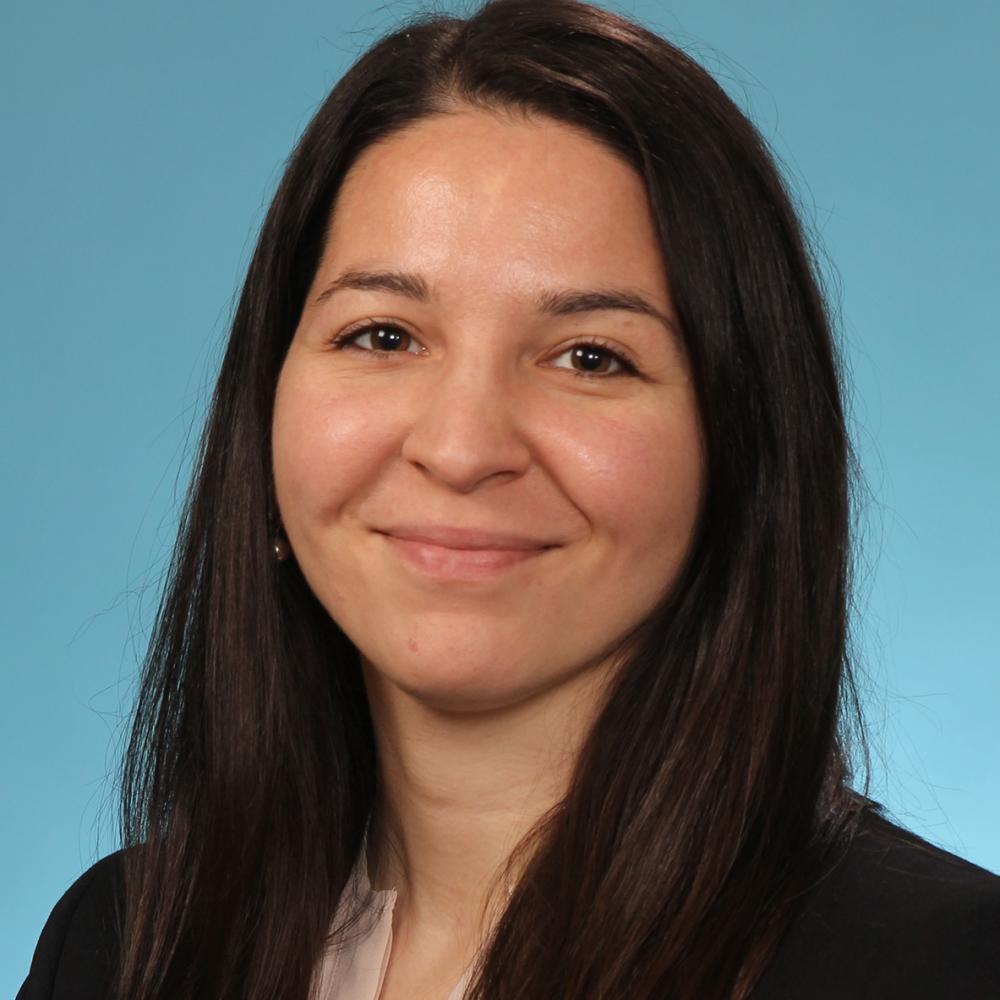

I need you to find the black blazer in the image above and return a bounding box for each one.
[16,808,1000,999]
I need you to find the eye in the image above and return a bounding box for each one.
[329,322,640,380]
[330,321,419,355]
[550,339,638,379]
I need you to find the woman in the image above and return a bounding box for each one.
[18,1,999,998]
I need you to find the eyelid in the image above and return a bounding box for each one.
[328,319,642,378]
[330,318,421,352]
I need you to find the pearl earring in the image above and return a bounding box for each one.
[272,535,291,562]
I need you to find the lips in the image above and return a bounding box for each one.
[384,535,555,584]
[376,524,557,551]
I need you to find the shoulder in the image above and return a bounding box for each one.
[753,806,1000,999]
[17,848,130,1000]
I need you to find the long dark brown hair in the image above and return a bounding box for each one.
[114,1,874,997]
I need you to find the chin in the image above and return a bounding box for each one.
[359,646,557,716]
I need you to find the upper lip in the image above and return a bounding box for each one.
[378,524,558,551]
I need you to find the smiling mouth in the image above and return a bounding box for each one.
[380,532,556,581]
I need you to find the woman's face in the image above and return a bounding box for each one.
[273,107,704,713]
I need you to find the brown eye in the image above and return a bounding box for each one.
[332,322,418,354]
[330,325,639,380]
[552,340,638,379]
[571,344,618,374]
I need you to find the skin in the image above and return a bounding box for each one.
[272,105,705,996]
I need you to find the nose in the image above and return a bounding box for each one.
[399,361,532,493]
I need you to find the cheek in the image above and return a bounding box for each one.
[273,362,703,566]
[559,403,704,632]
[552,402,703,546]
[272,369,396,525]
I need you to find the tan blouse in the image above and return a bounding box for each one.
[310,824,477,1000]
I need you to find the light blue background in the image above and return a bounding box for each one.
[3,0,997,990]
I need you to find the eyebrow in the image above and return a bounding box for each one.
[312,268,677,335]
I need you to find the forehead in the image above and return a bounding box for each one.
[320,108,671,307]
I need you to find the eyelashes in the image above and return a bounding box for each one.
[327,320,641,380]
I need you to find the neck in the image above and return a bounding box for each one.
[360,657,612,950]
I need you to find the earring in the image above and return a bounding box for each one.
[272,535,291,562]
